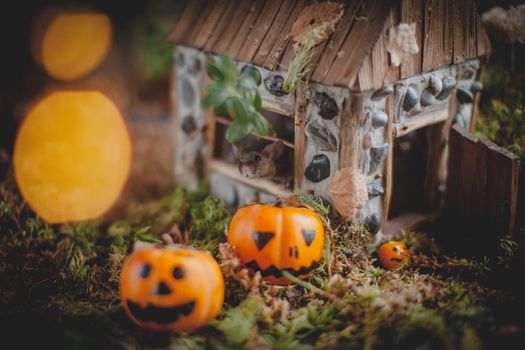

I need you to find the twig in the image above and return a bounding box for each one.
[281,271,340,302]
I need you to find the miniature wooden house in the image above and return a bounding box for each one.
[168,0,492,237]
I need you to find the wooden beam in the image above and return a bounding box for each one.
[209,159,291,197]
[393,108,449,138]
[214,116,295,149]
[384,211,440,236]
[262,99,294,117]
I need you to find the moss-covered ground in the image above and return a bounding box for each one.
[0,176,524,350]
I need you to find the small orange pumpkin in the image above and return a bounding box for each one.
[120,246,224,332]
[228,203,325,285]
[377,241,409,270]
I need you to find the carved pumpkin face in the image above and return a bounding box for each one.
[377,241,409,270]
[228,203,325,285]
[120,246,224,332]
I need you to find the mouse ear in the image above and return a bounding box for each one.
[232,144,243,158]
[262,141,284,160]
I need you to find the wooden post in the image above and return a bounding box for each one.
[293,83,307,192]
[382,95,394,229]
[339,94,364,170]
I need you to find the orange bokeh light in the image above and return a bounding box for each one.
[38,13,113,81]
[14,91,131,223]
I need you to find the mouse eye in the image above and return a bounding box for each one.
[255,155,261,161]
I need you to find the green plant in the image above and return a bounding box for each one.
[476,96,525,167]
[283,22,334,94]
[203,53,269,143]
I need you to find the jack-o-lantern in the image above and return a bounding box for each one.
[377,241,409,270]
[228,203,325,285]
[120,246,224,332]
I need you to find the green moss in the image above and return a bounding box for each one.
[1,186,523,349]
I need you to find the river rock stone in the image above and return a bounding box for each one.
[314,92,339,120]
[367,182,384,197]
[420,88,435,107]
[264,74,287,96]
[366,213,381,235]
[456,88,473,104]
[241,65,262,86]
[305,120,337,152]
[371,86,394,101]
[175,52,185,68]
[369,144,389,174]
[372,111,388,128]
[470,81,483,94]
[187,58,202,74]
[436,76,456,100]
[428,75,443,96]
[181,115,197,134]
[181,77,195,106]
[304,154,330,182]
[402,86,419,112]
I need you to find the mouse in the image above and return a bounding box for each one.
[232,141,284,179]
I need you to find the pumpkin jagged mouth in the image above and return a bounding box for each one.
[127,300,195,324]
[245,260,320,278]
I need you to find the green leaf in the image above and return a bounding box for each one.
[252,114,269,135]
[239,74,258,91]
[202,87,228,108]
[206,59,225,81]
[230,97,250,122]
[226,119,252,143]
[218,53,237,82]
[253,91,262,112]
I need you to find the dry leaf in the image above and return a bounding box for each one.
[290,2,344,45]
[386,23,419,67]
[328,167,368,219]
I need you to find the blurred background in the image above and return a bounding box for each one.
[0,0,186,214]
[0,0,523,213]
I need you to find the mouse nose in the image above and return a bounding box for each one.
[153,281,172,295]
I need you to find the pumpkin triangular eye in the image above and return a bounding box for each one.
[301,229,316,247]
[252,231,274,251]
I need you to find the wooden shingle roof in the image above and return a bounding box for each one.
[169,0,491,90]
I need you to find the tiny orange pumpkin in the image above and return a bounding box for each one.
[377,241,409,270]
[228,203,325,285]
[120,246,224,332]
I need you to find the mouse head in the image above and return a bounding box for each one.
[233,142,284,179]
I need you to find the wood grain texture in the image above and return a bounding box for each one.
[452,0,466,64]
[185,1,222,46]
[169,0,211,44]
[328,0,395,87]
[476,4,491,58]
[339,94,364,169]
[400,0,423,78]
[204,0,244,52]
[169,0,489,89]
[382,95,394,231]
[422,0,446,71]
[193,0,231,49]
[357,5,399,91]
[293,83,307,192]
[253,0,297,67]
[227,0,267,57]
[310,0,363,83]
[263,0,305,70]
[212,0,254,53]
[237,1,284,62]
[446,126,519,238]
